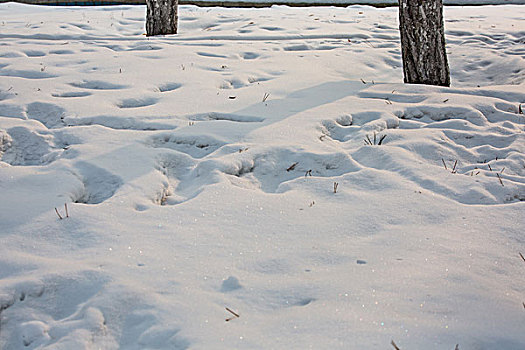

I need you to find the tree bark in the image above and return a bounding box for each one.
[146,0,178,36]
[398,0,450,86]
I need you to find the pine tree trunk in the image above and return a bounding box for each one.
[398,0,450,87]
[146,0,178,37]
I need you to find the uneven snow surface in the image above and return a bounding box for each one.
[0,3,524,349]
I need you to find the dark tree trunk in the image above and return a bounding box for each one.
[146,0,178,36]
[398,0,450,87]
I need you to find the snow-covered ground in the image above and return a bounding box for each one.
[194,1,525,6]
[0,2,524,349]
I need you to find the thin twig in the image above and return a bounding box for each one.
[378,134,387,145]
[55,208,63,220]
[65,203,69,218]
[496,173,504,186]
[333,182,339,193]
[225,307,240,322]
[519,252,525,263]
[391,340,401,350]
[287,162,298,172]
[488,164,493,172]
[452,160,458,174]
[442,158,448,170]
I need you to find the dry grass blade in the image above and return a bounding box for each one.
[225,307,240,322]
[262,92,270,102]
[488,164,493,172]
[451,160,458,174]
[333,182,339,193]
[225,307,239,317]
[378,134,387,145]
[519,252,525,263]
[55,208,63,220]
[442,158,448,170]
[65,203,69,218]
[391,340,401,350]
[496,173,504,186]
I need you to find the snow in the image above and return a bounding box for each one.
[0,2,524,349]
[200,0,525,5]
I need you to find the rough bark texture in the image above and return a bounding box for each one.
[399,0,450,86]
[146,0,178,36]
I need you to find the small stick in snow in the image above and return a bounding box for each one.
[455,345,460,350]
[360,78,367,84]
[443,98,449,103]
[451,160,458,174]
[262,92,270,102]
[225,307,240,322]
[391,340,401,350]
[287,162,298,172]
[500,167,505,174]
[519,252,525,263]
[65,203,69,218]
[55,208,63,220]
[305,169,312,177]
[333,182,339,193]
[519,103,523,114]
[496,173,504,186]
[378,134,387,145]
[488,164,493,172]
[442,158,448,170]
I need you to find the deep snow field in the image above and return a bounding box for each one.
[0,2,524,349]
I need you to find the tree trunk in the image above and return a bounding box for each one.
[146,0,178,36]
[398,0,450,87]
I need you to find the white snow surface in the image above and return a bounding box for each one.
[198,0,525,5]
[0,2,524,349]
